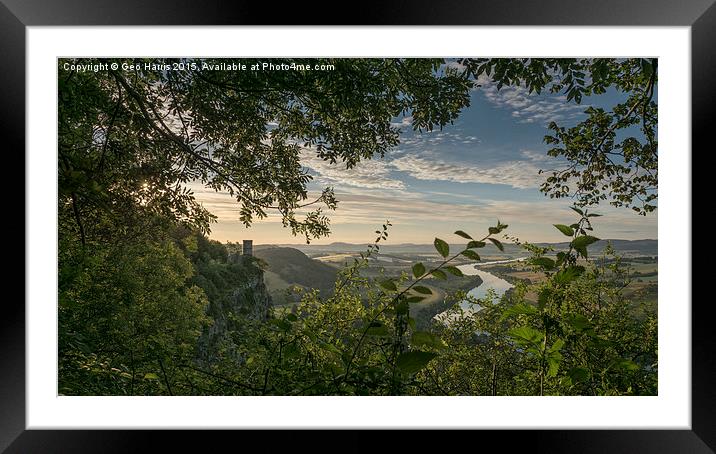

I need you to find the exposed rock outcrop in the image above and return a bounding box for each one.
[196,256,272,364]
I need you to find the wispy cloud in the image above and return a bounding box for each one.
[390,152,544,189]
[397,129,480,149]
[323,194,577,227]
[475,74,588,125]
[300,149,406,190]
[520,149,552,162]
[300,143,555,191]
[390,115,413,129]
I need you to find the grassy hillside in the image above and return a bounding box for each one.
[254,247,339,304]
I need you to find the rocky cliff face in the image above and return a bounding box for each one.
[196,256,272,364]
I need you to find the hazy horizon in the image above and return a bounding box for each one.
[230,238,658,247]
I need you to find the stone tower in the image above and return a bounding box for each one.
[242,239,253,256]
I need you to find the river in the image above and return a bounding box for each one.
[436,259,523,320]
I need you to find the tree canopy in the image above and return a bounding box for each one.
[59,58,472,243]
[59,58,657,246]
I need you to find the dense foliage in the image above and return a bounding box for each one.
[59,233,210,395]
[58,58,657,396]
[183,220,656,396]
[59,217,657,396]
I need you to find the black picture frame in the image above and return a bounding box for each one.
[4,1,710,452]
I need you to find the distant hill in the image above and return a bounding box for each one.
[253,247,339,303]
[535,239,657,256]
[249,240,655,304]
[269,239,657,257]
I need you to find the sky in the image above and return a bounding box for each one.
[194,68,658,245]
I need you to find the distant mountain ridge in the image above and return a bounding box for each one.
[257,239,657,257]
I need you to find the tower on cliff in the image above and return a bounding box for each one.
[242,239,253,256]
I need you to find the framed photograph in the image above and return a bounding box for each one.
[6,0,710,451]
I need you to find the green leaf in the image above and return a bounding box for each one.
[554,265,585,284]
[571,235,600,249]
[488,227,499,234]
[143,373,159,380]
[286,313,298,322]
[555,251,567,266]
[500,303,538,321]
[461,250,481,261]
[366,324,390,337]
[434,238,450,258]
[413,285,433,295]
[283,343,300,359]
[565,312,591,331]
[467,241,486,248]
[270,319,292,331]
[320,342,341,354]
[529,257,556,270]
[590,336,613,348]
[396,351,438,374]
[549,338,565,353]
[411,332,447,350]
[412,262,426,278]
[444,266,464,277]
[568,367,589,383]
[537,288,551,310]
[508,326,544,346]
[404,295,426,303]
[396,300,409,315]
[431,269,447,280]
[547,352,563,377]
[454,230,472,240]
[641,58,654,79]
[587,213,602,217]
[614,358,640,371]
[487,238,504,251]
[570,206,584,216]
[379,279,397,292]
[553,224,574,237]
